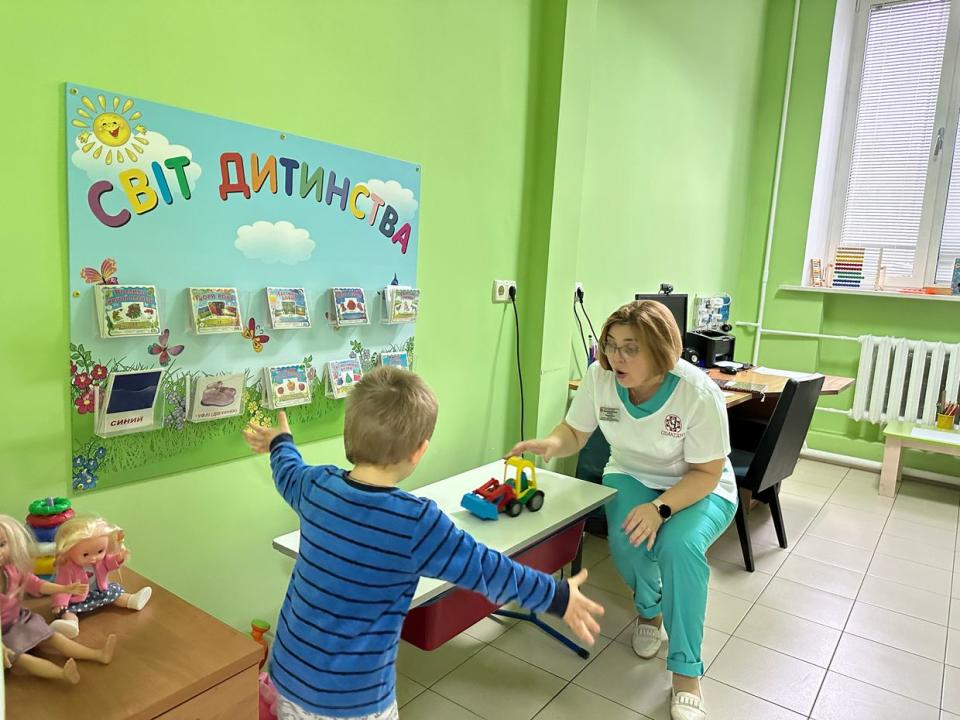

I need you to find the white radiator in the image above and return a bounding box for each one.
[851,336,960,424]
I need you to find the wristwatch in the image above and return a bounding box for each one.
[652,499,672,521]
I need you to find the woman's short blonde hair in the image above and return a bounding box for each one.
[597,300,682,376]
[344,366,439,466]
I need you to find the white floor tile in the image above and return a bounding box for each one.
[707,532,789,575]
[492,614,613,681]
[891,495,959,531]
[397,673,427,707]
[401,690,484,719]
[858,575,950,626]
[462,615,518,643]
[845,602,947,661]
[793,534,873,573]
[876,533,955,571]
[830,634,944,706]
[707,557,773,602]
[704,589,752,634]
[944,665,960,714]
[943,711,960,720]
[883,517,956,550]
[580,583,638,640]
[868,554,952,596]
[698,678,806,720]
[828,469,894,516]
[776,554,864,600]
[806,505,885,551]
[810,671,939,720]
[948,629,960,668]
[788,460,848,489]
[954,573,960,600]
[396,633,486,687]
[780,478,835,504]
[734,604,841,667]
[707,637,825,714]
[533,684,643,720]
[433,646,566,720]
[757,577,854,630]
[584,557,632,598]
[899,480,960,505]
[580,533,611,570]
[573,641,672,720]
[952,600,960,630]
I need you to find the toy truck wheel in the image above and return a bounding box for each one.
[526,490,545,512]
[505,500,522,517]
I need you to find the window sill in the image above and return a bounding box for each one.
[779,284,960,302]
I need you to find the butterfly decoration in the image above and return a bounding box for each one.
[147,329,185,366]
[80,258,118,285]
[242,317,271,353]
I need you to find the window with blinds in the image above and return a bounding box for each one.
[831,0,960,288]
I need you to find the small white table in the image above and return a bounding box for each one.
[273,460,616,608]
[880,419,960,497]
[273,460,616,655]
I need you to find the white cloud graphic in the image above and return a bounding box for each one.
[235,221,316,265]
[360,179,418,218]
[71,131,202,191]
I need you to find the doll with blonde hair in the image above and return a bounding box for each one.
[0,515,117,684]
[50,514,152,639]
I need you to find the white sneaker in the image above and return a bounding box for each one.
[631,617,663,659]
[671,690,706,720]
[50,617,80,639]
[126,587,152,611]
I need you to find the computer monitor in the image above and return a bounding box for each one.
[634,293,688,339]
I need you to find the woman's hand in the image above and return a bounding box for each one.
[622,503,664,550]
[504,436,562,462]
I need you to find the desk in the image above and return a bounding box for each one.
[6,569,261,720]
[273,461,615,651]
[881,420,960,497]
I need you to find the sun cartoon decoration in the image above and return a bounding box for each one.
[71,93,150,166]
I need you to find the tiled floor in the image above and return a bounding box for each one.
[394,460,960,720]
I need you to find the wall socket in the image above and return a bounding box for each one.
[574,282,584,299]
[492,280,517,303]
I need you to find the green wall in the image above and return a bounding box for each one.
[1,0,567,630]
[736,0,960,476]
[572,0,770,379]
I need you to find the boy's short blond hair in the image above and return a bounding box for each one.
[344,366,438,466]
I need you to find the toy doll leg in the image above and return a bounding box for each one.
[13,654,80,684]
[39,632,116,665]
[114,585,152,611]
[50,612,80,639]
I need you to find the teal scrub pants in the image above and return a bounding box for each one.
[603,473,737,677]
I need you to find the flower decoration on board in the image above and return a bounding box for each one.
[244,387,271,427]
[242,318,270,353]
[71,442,107,492]
[79,257,118,285]
[69,344,110,416]
[349,340,375,373]
[147,329,185,366]
[164,389,186,431]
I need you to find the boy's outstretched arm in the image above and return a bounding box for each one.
[244,411,308,512]
[411,501,604,646]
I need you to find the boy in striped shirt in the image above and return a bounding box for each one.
[244,366,604,720]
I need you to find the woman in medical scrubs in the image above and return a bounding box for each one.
[508,300,737,720]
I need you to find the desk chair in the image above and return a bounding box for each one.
[728,376,825,571]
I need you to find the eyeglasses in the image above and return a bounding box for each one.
[602,340,641,359]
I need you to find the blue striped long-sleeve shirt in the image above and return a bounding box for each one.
[268,436,569,718]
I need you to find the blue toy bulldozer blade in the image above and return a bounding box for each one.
[460,492,500,521]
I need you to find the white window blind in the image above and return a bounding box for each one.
[938,121,960,283]
[839,0,950,279]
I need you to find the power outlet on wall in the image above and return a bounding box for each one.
[492,280,517,303]
[574,282,584,300]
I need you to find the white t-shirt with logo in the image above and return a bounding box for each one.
[566,359,738,505]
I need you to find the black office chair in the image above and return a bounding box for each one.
[728,376,825,572]
[574,428,612,538]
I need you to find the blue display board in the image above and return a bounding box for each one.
[65,83,420,492]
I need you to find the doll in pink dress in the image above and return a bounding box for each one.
[0,515,116,684]
[50,515,152,638]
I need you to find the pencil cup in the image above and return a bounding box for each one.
[936,413,955,430]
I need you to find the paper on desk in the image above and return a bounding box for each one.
[753,366,823,380]
[910,427,960,445]
[722,392,736,398]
